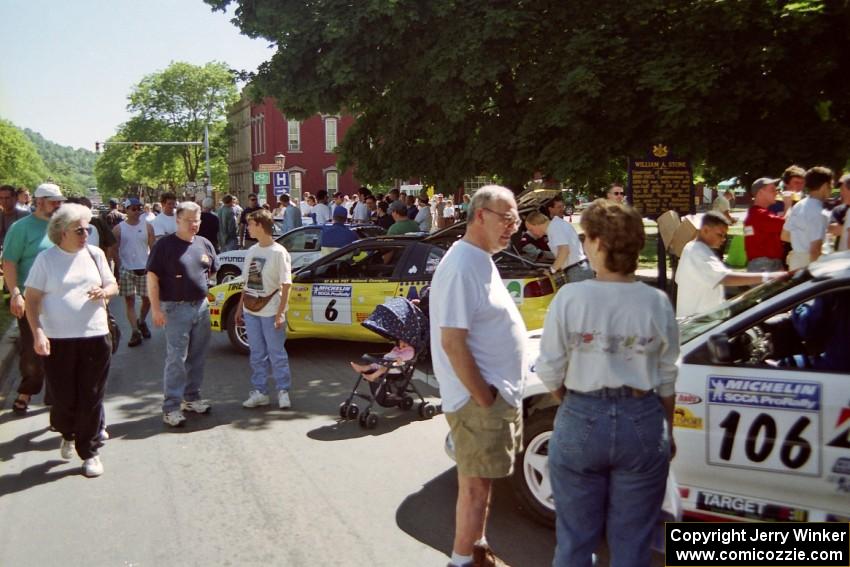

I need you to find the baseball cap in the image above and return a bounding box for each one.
[332,205,348,219]
[388,201,407,215]
[124,197,142,207]
[750,177,781,195]
[34,183,66,201]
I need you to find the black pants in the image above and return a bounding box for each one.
[44,335,111,460]
[17,315,48,400]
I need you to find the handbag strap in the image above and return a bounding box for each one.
[84,245,109,310]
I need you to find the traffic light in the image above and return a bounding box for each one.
[95,141,100,153]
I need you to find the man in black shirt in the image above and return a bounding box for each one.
[147,201,219,427]
[238,193,262,247]
[198,197,220,253]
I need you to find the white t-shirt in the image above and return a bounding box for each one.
[25,245,117,338]
[242,242,292,317]
[547,216,585,267]
[150,212,177,238]
[783,197,828,254]
[712,194,731,213]
[142,212,156,223]
[536,280,679,397]
[429,240,527,412]
[313,203,331,225]
[352,201,371,222]
[675,240,730,317]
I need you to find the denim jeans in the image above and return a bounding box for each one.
[549,391,670,567]
[565,261,595,283]
[161,300,211,413]
[747,257,783,272]
[244,311,292,394]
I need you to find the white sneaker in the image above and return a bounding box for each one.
[278,390,291,410]
[82,455,104,477]
[163,410,186,427]
[98,428,110,441]
[60,438,74,460]
[242,390,270,408]
[181,400,211,414]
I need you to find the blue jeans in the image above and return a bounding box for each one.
[244,312,292,394]
[747,257,783,272]
[162,300,211,413]
[550,391,670,567]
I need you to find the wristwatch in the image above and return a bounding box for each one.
[549,266,557,274]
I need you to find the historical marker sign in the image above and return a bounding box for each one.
[628,145,694,219]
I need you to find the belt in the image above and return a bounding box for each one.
[564,259,590,271]
[568,386,653,399]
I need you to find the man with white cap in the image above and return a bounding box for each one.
[3,182,65,414]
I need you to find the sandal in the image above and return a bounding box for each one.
[12,396,29,414]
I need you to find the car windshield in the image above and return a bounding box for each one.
[678,272,807,344]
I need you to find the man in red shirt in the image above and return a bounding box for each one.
[744,177,793,271]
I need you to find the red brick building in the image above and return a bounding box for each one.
[228,95,359,206]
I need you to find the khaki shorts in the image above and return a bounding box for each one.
[445,393,523,479]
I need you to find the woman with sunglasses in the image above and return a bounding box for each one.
[24,203,117,477]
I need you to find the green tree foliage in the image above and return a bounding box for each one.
[0,119,51,188]
[23,128,96,195]
[95,61,238,198]
[208,0,849,192]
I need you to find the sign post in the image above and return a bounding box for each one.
[253,171,270,204]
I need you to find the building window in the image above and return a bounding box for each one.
[288,120,301,152]
[463,176,490,194]
[290,171,302,200]
[325,117,338,152]
[326,171,338,194]
[251,114,266,156]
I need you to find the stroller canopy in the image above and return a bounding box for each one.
[361,297,429,353]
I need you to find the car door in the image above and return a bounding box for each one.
[675,282,850,522]
[278,227,322,271]
[287,242,413,341]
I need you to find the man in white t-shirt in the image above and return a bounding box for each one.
[527,205,593,282]
[352,187,371,222]
[712,189,737,225]
[149,192,177,241]
[430,185,526,567]
[676,212,785,317]
[113,197,155,347]
[313,190,332,224]
[783,166,832,270]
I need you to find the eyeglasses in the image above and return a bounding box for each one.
[611,191,624,196]
[481,207,521,227]
[72,227,88,236]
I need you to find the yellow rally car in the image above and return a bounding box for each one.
[209,235,560,354]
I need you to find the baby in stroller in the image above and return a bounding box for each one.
[349,340,415,382]
[339,296,439,428]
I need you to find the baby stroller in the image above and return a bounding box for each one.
[338,297,439,429]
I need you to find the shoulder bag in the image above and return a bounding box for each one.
[86,246,121,353]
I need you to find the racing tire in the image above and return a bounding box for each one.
[217,266,241,284]
[225,304,250,356]
[509,407,556,527]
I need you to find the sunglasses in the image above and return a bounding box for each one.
[611,191,624,196]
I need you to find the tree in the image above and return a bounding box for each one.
[0,119,52,188]
[23,128,96,194]
[208,0,850,192]
[95,61,238,197]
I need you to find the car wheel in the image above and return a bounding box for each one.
[225,302,250,355]
[217,266,241,284]
[510,407,556,527]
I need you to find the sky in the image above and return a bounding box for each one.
[0,0,274,151]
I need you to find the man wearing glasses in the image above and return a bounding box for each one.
[4,182,65,414]
[676,211,785,317]
[113,197,155,347]
[431,185,526,567]
[606,183,626,204]
[239,194,262,247]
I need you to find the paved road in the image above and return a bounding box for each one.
[0,301,559,567]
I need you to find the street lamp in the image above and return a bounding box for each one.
[275,153,286,169]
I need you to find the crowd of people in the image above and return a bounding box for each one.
[2,171,847,565]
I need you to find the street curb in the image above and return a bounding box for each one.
[0,322,19,410]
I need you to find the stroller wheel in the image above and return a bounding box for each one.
[418,402,437,419]
[398,396,414,411]
[347,404,359,420]
[366,413,379,429]
[358,410,370,428]
[339,402,350,419]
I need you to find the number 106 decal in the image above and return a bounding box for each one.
[707,376,821,476]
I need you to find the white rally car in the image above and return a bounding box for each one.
[458,251,850,526]
[215,223,385,284]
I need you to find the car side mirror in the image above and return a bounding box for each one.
[707,333,733,364]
